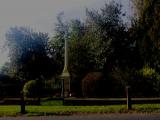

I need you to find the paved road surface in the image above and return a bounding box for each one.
[0,114,160,120]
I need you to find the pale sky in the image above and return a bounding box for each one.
[0,0,132,69]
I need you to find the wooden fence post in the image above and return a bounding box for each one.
[126,86,132,110]
[20,91,26,114]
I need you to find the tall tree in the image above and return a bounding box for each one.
[50,1,133,96]
[132,0,160,68]
[127,0,160,97]
[68,19,95,96]
[5,27,56,81]
[84,1,140,96]
[85,2,130,71]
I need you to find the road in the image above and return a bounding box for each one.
[0,114,160,120]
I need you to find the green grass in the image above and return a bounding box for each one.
[133,104,160,113]
[0,105,126,116]
[40,100,63,106]
[0,104,160,116]
[0,106,20,116]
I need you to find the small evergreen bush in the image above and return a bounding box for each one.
[23,80,41,98]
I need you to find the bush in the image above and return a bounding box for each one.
[23,80,42,98]
[82,72,106,97]
[130,66,160,97]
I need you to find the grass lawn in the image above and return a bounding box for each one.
[0,104,160,116]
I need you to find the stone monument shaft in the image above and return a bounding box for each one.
[64,36,68,70]
[61,34,70,97]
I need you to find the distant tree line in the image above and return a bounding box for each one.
[0,0,160,98]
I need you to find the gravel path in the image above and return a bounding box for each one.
[0,114,160,120]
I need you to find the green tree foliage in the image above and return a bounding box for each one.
[130,65,160,97]
[68,19,96,96]
[132,0,160,68]
[85,2,126,70]
[85,2,138,84]
[128,0,160,97]
[50,14,95,96]
[84,2,136,97]
[48,12,68,75]
[5,27,57,81]
[50,2,132,97]
[2,0,160,98]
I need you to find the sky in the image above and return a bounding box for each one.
[0,0,132,69]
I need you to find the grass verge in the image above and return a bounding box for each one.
[0,104,160,116]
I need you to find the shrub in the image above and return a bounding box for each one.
[23,80,42,98]
[131,65,160,97]
[82,72,106,97]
